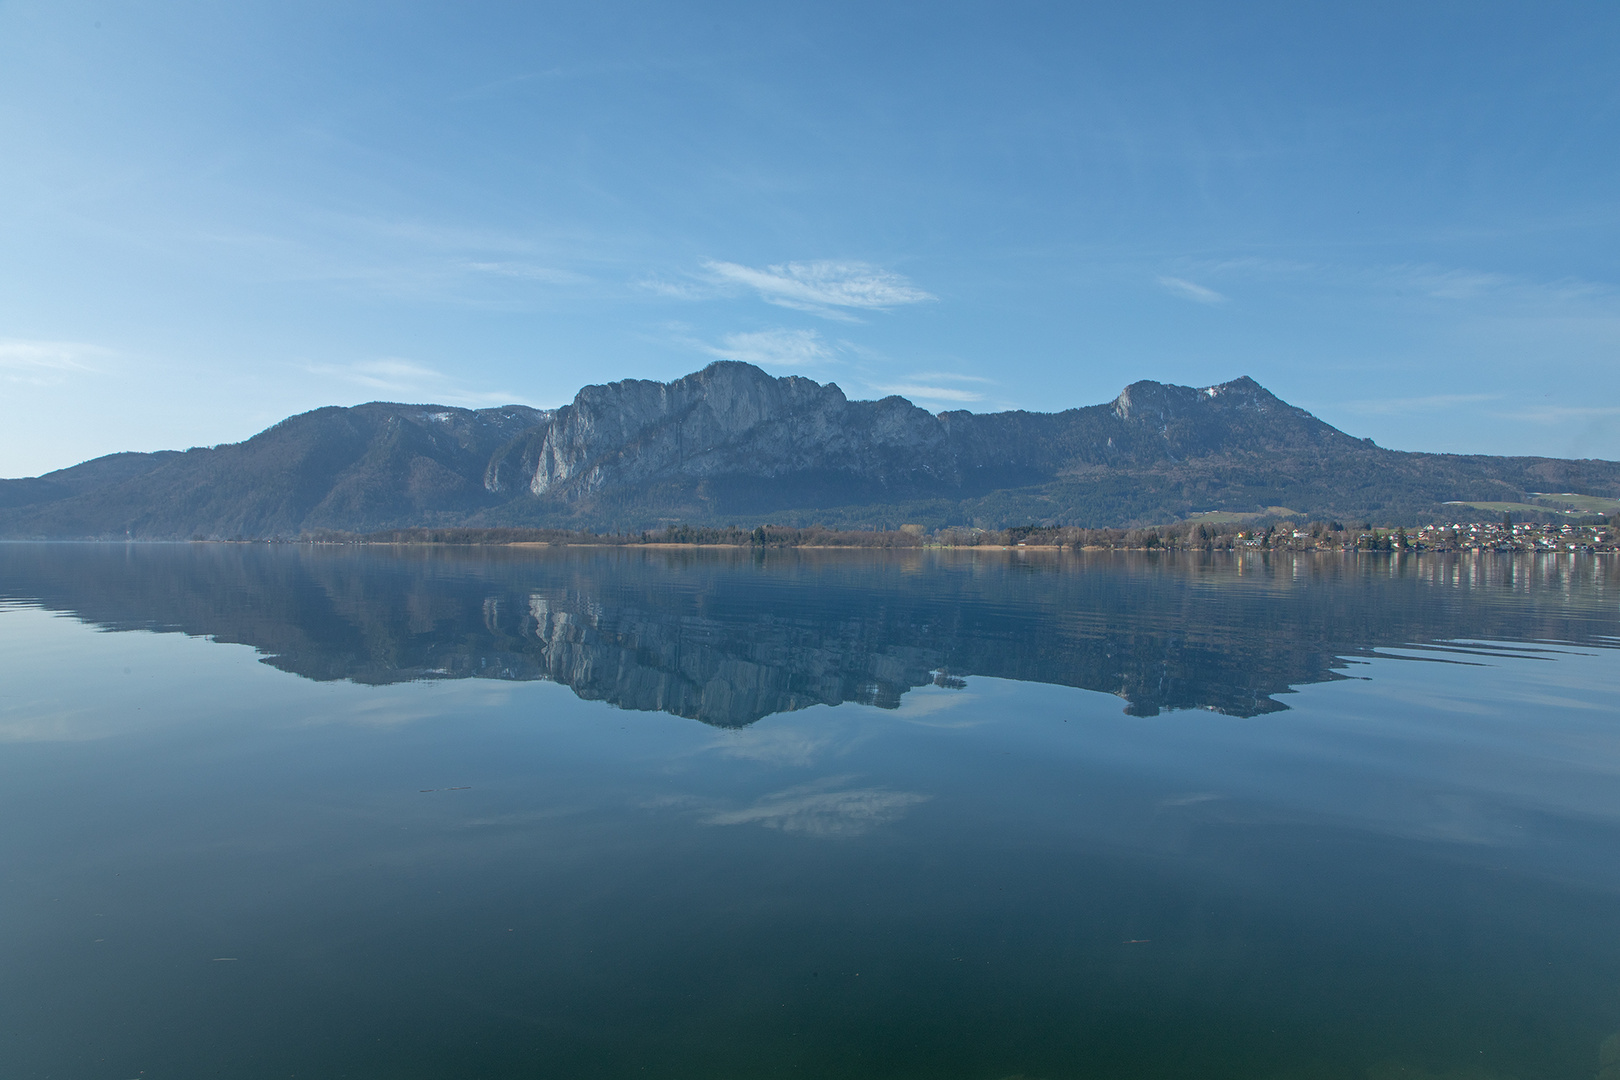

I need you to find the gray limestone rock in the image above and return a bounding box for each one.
[516,361,956,505]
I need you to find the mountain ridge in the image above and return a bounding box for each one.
[2,361,1616,538]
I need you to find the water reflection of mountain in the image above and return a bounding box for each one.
[3,543,1616,725]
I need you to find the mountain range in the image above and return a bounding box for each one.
[2,361,1617,538]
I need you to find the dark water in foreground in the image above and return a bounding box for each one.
[2,544,1619,1080]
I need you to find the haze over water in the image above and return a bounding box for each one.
[2,544,1619,1080]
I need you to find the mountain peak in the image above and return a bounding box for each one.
[1202,374,1264,395]
[1111,375,1287,423]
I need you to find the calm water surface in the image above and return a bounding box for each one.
[1,543,1618,1080]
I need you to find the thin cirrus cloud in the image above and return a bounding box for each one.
[703,328,835,367]
[1498,404,1620,423]
[702,260,936,320]
[1380,264,1603,305]
[1404,268,1518,301]
[1342,393,1503,415]
[1157,276,1228,305]
[307,358,520,407]
[869,371,992,405]
[460,261,591,285]
[0,339,109,385]
[640,277,714,301]
[870,383,985,404]
[701,776,931,837]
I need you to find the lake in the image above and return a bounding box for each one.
[2,542,1618,1080]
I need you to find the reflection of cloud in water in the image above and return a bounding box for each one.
[0,706,109,743]
[893,686,983,726]
[1159,792,1224,808]
[703,775,930,836]
[1391,792,1527,847]
[708,689,981,766]
[307,685,516,729]
[460,807,583,828]
[328,698,446,728]
[707,720,865,767]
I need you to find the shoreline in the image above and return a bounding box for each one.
[329,540,1616,555]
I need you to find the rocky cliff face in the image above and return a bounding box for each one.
[494,362,954,505]
[489,361,1358,512]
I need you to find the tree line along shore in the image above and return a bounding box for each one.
[312,518,1620,552]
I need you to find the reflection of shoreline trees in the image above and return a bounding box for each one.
[354,515,1620,550]
[2,545,1616,725]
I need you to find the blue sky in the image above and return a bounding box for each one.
[3,2,1619,475]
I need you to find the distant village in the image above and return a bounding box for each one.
[355,517,1619,552]
[935,518,1618,552]
[1232,519,1616,553]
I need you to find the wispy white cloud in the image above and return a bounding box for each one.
[701,775,930,837]
[1496,404,1620,423]
[307,357,519,407]
[703,328,834,367]
[1171,261,1620,360]
[460,261,591,285]
[451,61,647,102]
[0,339,109,385]
[451,68,565,101]
[638,277,718,301]
[195,213,600,309]
[321,214,541,255]
[1343,393,1502,416]
[315,257,592,309]
[1157,276,1227,304]
[1178,257,1615,312]
[702,260,935,319]
[1351,263,1614,311]
[870,382,985,404]
[326,358,445,390]
[902,371,996,385]
[1198,256,1320,277]
[1405,268,1518,301]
